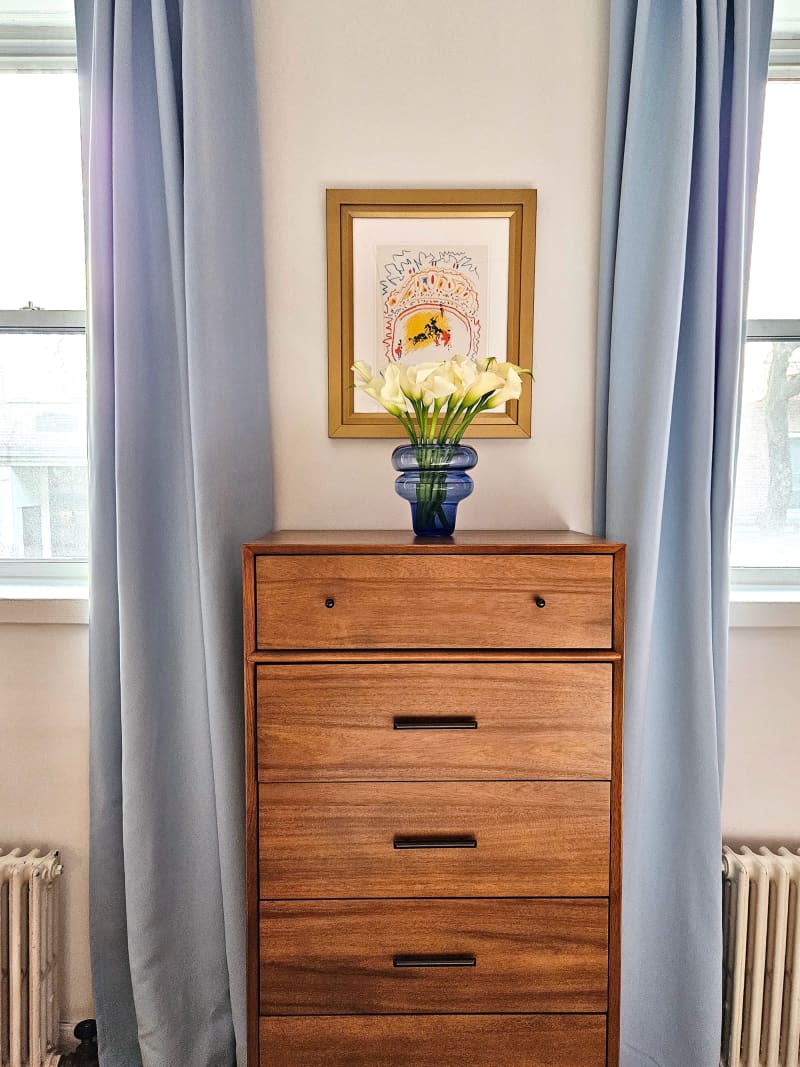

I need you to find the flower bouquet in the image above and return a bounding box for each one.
[352,355,529,536]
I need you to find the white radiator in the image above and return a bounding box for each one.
[722,845,800,1067]
[0,849,63,1067]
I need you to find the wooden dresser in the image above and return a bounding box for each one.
[243,531,624,1066]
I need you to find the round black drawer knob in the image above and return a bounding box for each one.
[325,597,335,608]
[534,596,546,608]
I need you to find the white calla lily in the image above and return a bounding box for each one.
[422,373,457,408]
[377,364,409,416]
[462,370,505,406]
[443,354,477,402]
[352,360,374,385]
[398,365,423,401]
[409,361,442,383]
[351,354,527,445]
[398,361,441,400]
[356,364,408,418]
[484,363,524,408]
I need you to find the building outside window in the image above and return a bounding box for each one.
[731,6,800,588]
[0,6,87,582]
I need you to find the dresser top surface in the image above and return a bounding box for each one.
[244,530,625,554]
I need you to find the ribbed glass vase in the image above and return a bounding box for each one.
[392,443,477,537]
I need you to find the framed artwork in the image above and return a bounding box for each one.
[327,188,536,438]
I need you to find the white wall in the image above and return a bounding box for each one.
[254,0,609,534]
[0,0,796,1044]
[0,623,93,1028]
[723,627,800,846]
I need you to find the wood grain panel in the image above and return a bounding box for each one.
[244,534,625,1067]
[257,662,612,781]
[252,649,621,664]
[260,1013,607,1066]
[242,548,259,1060]
[255,554,613,650]
[259,781,610,898]
[259,899,608,1015]
[608,547,626,1067]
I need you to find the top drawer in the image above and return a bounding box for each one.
[254,554,613,650]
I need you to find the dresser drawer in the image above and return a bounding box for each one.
[260,1013,607,1066]
[259,781,610,898]
[257,662,612,782]
[260,898,608,1015]
[254,554,613,650]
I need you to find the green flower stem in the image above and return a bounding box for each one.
[442,398,480,442]
[425,398,448,443]
[391,385,504,447]
[397,411,418,444]
[420,401,433,441]
[411,398,421,438]
[412,397,427,441]
[452,396,493,443]
[436,398,468,443]
[412,444,453,533]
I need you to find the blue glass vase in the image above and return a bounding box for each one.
[392,443,477,537]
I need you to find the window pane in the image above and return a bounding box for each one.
[731,340,800,568]
[0,70,85,310]
[747,82,800,320]
[0,333,87,561]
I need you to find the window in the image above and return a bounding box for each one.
[0,9,87,584]
[731,8,800,592]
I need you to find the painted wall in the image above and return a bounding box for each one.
[723,627,800,847]
[0,0,797,1043]
[254,0,609,534]
[0,623,92,1028]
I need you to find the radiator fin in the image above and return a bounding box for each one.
[0,849,63,1067]
[723,846,800,1067]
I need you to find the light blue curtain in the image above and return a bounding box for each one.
[594,2,772,1064]
[75,2,271,1064]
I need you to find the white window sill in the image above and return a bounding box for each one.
[0,583,88,624]
[729,588,800,628]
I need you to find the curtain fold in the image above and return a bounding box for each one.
[594,2,771,1065]
[75,2,271,1064]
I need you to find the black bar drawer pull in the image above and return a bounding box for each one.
[393,716,477,730]
[393,835,477,850]
[393,954,476,968]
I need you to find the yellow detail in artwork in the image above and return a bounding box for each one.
[404,310,452,353]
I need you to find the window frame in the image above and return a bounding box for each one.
[0,16,89,594]
[0,13,76,72]
[730,31,800,607]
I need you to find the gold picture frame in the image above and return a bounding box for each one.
[327,188,536,438]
